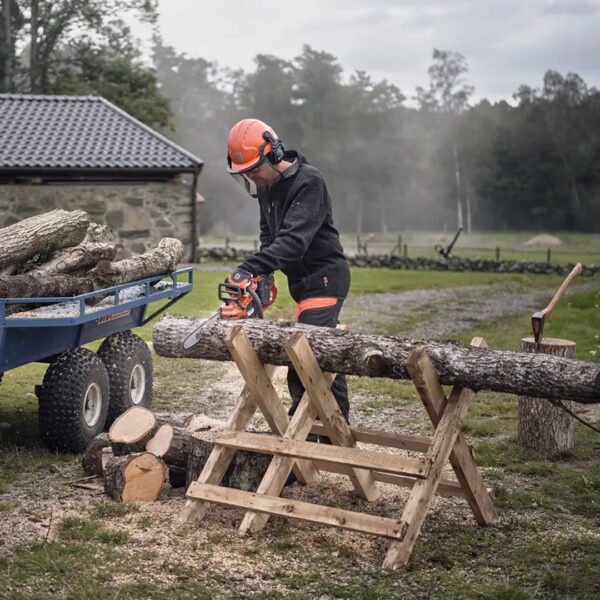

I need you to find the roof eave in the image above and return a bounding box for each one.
[0,165,204,178]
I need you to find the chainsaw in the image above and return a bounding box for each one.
[182,274,277,350]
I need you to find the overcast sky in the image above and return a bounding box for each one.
[156,0,600,104]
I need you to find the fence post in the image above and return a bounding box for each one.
[547,248,551,264]
[495,247,500,261]
[403,243,408,258]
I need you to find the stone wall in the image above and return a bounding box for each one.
[196,246,600,277]
[0,181,194,260]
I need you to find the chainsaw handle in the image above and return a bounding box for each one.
[246,286,264,319]
[543,262,582,319]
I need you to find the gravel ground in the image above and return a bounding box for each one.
[343,282,554,338]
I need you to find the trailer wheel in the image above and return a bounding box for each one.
[98,331,153,425]
[37,348,110,452]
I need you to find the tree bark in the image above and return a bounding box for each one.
[185,430,272,492]
[0,209,89,270]
[518,337,576,456]
[81,432,111,476]
[0,273,96,299]
[103,453,167,502]
[153,316,600,403]
[25,243,117,276]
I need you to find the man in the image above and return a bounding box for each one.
[226,118,351,424]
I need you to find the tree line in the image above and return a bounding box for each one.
[2,1,599,234]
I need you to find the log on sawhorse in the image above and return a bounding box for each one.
[183,326,498,569]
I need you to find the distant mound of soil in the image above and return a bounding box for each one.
[523,234,563,247]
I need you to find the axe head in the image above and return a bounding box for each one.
[531,310,545,347]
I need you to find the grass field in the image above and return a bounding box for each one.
[1,266,599,599]
[201,230,600,266]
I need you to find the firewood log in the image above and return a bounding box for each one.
[185,430,272,492]
[152,316,600,403]
[0,238,183,299]
[146,423,191,469]
[103,452,166,502]
[91,238,184,287]
[82,432,112,476]
[0,273,96,299]
[81,223,115,244]
[25,243,117,276]
[20,222,117,275]
[109,406,158,455]
[0,209,89,270]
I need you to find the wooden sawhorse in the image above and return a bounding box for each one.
[183,326,498,569]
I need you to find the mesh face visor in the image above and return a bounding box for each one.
[227,151,269,199]
[229,172,259,199]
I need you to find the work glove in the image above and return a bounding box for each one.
[256,273,276,308]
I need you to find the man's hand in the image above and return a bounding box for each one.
[257,273,276,308]
[226,267,253,287]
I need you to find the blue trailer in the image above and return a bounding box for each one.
[0,268,193,452]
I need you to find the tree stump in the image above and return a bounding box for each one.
[518,337,576,456]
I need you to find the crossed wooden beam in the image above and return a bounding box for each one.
[183,326,498,569]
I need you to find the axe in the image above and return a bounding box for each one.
[531,262,582,347]
[435,226,463,259]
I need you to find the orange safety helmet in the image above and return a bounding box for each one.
[226,118,284,174]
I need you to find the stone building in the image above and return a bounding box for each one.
[0,94,204,261]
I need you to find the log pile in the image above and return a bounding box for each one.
[152,316,600,403]
[82,406,271,502]
[0,209,184,303]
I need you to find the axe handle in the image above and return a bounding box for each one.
[543,262,582,319]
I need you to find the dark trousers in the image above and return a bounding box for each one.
[287,298,349,422]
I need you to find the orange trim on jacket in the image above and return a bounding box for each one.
[294,297,338,320]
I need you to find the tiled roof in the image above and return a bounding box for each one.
[0,94,203,172]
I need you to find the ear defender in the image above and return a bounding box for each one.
[262,130,285,164]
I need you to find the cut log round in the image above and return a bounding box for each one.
[104,452,167,502]
[518,337,576,456]
[0,209,89,270]
[146,423,191,469]
[81,432,112,476]
[152,316,600,403]
[185,430,271,492]
[109,406,158,455]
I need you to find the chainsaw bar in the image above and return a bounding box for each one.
[182,309,221,350]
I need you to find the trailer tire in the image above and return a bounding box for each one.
[98,331,153,425]
[38,348,110,453]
